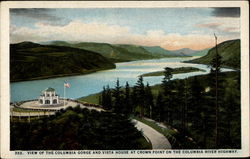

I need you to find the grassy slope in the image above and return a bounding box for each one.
[140,67,206,77]
[187,39,240,69]
[10,42,116,82]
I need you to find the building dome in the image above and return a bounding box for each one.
[44,87,56,92]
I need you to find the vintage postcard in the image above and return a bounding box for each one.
[0,1,249,158]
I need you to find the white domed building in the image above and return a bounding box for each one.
[39,87,60,105]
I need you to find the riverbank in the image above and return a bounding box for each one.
[10,67,116,82]
[11,57,194,83]
[140,67,206,77]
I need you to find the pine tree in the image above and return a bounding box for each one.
[162,67,174,124]
[131,87,137,114]
[125,82,132,115]
[189,76,210,147]
[210,34,222,148]
[101,86,112,110]
[101,86,106,108]
[144,83,154,118]
[220,78,241,148]
[183,78,190,134]
[113,79,123,114]
[175,80,186,131]
[154,93,164,122]
[105,85,113,111]
[134,76,145,117]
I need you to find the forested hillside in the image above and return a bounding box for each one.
[187,39,240,69]
[81,70,241,149]
[10,42,116,82]
[11,106,151,150]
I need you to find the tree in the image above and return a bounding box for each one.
[101,85,112,110]
[210,34,222,148]
[113,79,124,114]
[220,78,241,148]
[183,78,190,134]
[101,86,106,108]
[124,82,132,115]
[154,93,164,122]
[188,76,210,147]
[162,67,173,85]
[134,76,145,117]
[144,83,154,118]
[162,67,174,124]
[106,85,113,110]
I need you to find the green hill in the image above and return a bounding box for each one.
[170,48,195,57]
[186,39,240,69]
[170,48,210,57]
[191,48,210,56]
[142,46,178,57]
[10,42,116,82]
[45,41,181,62]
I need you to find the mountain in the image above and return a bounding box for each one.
[191,48,210,56]
[170,48,195,57]
[142,46,177,57]
[186,39,240,69]
[44,41,182,62]
[10,42,116,82]
[170,48,210,57]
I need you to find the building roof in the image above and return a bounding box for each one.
[44,87,55,92]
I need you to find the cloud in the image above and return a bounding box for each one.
[196,22,222,29]
[222,27,239,33]
[11,20,131,44]
[10,20,239,50]
[211,8,240,17]
[10,9,70,26]
[195,17,240,36]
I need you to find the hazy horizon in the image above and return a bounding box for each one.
[10,8,240,50]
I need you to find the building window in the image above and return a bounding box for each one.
[39,99,43,104]
[53,99,57,104]
[45,100,50,104]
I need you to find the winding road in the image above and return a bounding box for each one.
[133,119,172,149]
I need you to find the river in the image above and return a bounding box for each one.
[10,57,233,102]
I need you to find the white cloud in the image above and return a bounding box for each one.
[10,20,239,50]
[196,17,240,35]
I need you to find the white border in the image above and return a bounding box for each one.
[0,1,249,158]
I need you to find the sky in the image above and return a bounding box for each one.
[10,8,240,50]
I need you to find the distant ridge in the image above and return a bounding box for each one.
[170,48,210,57]
[142,46,178,57]
[43,41,186,62]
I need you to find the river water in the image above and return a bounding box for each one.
[10,57,233,102]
